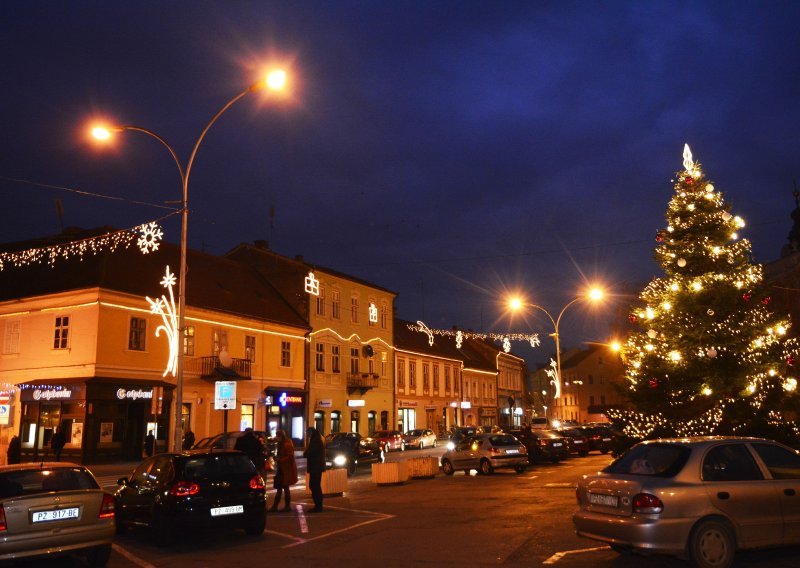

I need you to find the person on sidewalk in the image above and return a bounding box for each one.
[303,427,325,513]
[270,430,297,512]
[182,428,195,450]
[51,426,66,461]
[234,428,266,480]
[144,430,155,457]
[6,435,21,465]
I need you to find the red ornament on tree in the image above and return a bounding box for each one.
[628,314,638,323]
[684,176,694,184]
[788,355,796,367]
[742,293,751,302]
[649,378,659,389]
[762,296,772,305]
[655,231,664,243]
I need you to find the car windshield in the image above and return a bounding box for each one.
[0,467,99,498]
[326,434,356,448]
[407,430,423,436]
[606,443,691,477]
[489,434,521,447]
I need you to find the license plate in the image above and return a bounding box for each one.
[210,505,244,517]
[602,438,611,442]
[553,442,562,447]
[505,449,519,454]
[32,507,79,523]
[574,440,583,444]
[588,493,619,507]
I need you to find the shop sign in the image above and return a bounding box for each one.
[317,399,332,408]
[397,399,418,408]
[459,401,472,409]
[33,388,73,401]
[116,388,153,401]
[424,405,437,410]
[215,381,237,410]
[278,392,303,407]
[348,399,365,407]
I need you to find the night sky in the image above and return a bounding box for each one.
[3,1,800,365]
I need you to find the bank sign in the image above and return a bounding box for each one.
[116,388,153,401]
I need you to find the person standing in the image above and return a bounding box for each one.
[234,428,266,478]
[182,428,196,450]
[144,430,155,457]
[270,430,298,512]
[303,427,325,513]
[51,427,66,461]
[6,435,21,465]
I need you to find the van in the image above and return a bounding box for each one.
[529,417,549,429]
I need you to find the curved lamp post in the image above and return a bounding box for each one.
[508,287,603,403]
[92,69,288,451]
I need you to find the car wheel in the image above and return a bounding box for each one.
[244,512,266,536]
[479,459,493,475]
[85,544,112,567]
[688,519,736,568]
[441,459,455,475]
[514,464,526,474]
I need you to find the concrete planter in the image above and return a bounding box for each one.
[371,461,409,485]
[305,468,348,497]
[407,456,439,479]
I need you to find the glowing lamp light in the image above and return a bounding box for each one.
[610,341,621,352]
[91,126,112,140]
[509,297,523,311]
[589,288,603,301]
[784,378,798,392]
[702,386,713,396]
[266,69,287,91]
[551,419,562,429]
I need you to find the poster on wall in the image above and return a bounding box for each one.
[70,422,83,446]
[100,422,113,444]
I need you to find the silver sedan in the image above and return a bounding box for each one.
[403,428,437,449]
[573,436,800,568]
[441,433,528,475]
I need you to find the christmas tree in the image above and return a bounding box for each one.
[611,145,800,440]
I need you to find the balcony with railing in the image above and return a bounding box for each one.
[347,372,380,395]
[199,356,252,380]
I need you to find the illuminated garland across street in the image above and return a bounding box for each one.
[408,321,540,352]
[0,221,164,271]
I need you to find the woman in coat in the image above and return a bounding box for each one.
[270,430,298,512]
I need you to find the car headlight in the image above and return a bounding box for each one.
[446,441,455,451]
[333,454,347,466]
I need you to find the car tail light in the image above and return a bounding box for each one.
[0,505,6,532]
[249,474,265,490]
[170,481,200,497]
[99,493,115,519]
[632,493,663,514]
[489,447,500,455]
[539,439,550,446]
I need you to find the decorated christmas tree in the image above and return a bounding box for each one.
[611,145,800,440]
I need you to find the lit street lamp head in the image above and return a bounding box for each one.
[266,69,287,91]
[588,287,603,301]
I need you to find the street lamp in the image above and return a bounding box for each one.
[507,287,604,402]
[91,68,289,451]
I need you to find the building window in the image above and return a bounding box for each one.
[445,366,451,395]
[213,329,228,356]
[245,335,256,363]
[3,320,20,354]
[368,357,375,375]
[423,363,430,393]
[589,395,595,406]
[350,347,360,374]
[332,290,341,319]
[331,411,341,434]
[433,365,440,394]
[380,303,388,329]
[409,361,417,390]
[315,343,325,372]
[129,317,147,351]
[240,404,254,430]
[380,410,388,430]
[332,345,340,373]
[453,367,459,394]
[351,297,359,323]
[183,326,195,356]
[316,285,326,316]
[280,341,291,367]
[181,402,191,435]
[380,351,387,377]
[53,316,70,350]
[350,410,360,433]
[397,359,405,388]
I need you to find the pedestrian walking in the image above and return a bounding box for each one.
[303,427,325,513]
[144,430,155,457]
[6,435,21,465]
[182,428,196,450]
[51,426,66,461]
[234,428,266,479]
[270,430,298,512]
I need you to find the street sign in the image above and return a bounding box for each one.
[0,404,9,425]
[214,381,237,410]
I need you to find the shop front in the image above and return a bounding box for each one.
[18,377,173,464]
[397,398,418,432]
[263,388,307,446]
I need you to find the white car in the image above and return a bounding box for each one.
[403,428,437,449]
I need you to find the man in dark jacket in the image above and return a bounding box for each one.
[234,428,265,476]
[303,427,325,512]
[51,427,67,461]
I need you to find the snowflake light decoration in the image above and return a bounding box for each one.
[137,222,163,254]
[146,265,179,377]
[503,337,511,353]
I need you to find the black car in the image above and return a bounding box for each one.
[581,426,614,454]
[557,427,591,457]
[115,449,267,545]
[324,433,384,476]
[509,428,569,463]
[193,430,276,471]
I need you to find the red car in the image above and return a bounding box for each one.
[372,430,405,452]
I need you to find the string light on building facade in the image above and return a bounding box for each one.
[304,271,320,296]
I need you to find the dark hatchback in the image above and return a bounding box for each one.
[581,426,615,454]
[193,430,277,471]
[115,449,266,545]
[324,433,384,476]
[509,428,569,463]
[558,428,591,456]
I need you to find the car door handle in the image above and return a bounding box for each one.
[717,491,730,500]
[785,488,796,497]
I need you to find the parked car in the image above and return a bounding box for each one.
[581,425,614,454]
[529,417,550,430]
[558,427,591,456]
[193,430,276,471]
[574,436,800,568]
[510,428,569,463]
[403,428,437,449]
[115,449,266,545]
[325,432,384,476]
[0,462,115,566]
[373,429,406,452]
[444,426,481,450]
[441,433,528,475]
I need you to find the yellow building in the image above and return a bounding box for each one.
[227,242,396,437]
[0,233,308,463]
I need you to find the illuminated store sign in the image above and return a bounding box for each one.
[33,389,73,401]
[116,388,154,401]
[279,392,304,407]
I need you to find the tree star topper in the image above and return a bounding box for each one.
[146,265,179,377]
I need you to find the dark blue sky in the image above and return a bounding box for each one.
[3,1,800,364]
